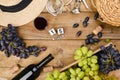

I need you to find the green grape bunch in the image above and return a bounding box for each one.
[74,46,101,80]
[45,46,102,80]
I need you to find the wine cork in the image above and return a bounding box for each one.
[9,64,20,74]
[43,66,54,72]
[93,26,103,35]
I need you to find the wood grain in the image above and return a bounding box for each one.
[1,13,120,39]
[0,40,120,80]
[0,0,120,79]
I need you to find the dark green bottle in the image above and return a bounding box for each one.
[12,54,54,80]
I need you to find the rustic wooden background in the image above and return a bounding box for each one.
[0,0,120,80]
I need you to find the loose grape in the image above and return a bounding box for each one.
[87,50,93,57]
[81,46,88,55]
[78,71,85,79]
[76,68,81,74]
[83,76,90,80]
[53,69,60,79]
[69,68,76,76]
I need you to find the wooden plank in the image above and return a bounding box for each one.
[1,13,120,39]
[0,40,120,80]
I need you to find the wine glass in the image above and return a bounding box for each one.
[46,0,64,16]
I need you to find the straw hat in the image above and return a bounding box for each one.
[0,0,48,26]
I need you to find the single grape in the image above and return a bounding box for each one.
[32,46,39,51]
[91,58,98,64]
[89,71,94,76]
[83,76,90,80]
[70,74,75,78]
[75,68,81,74]
[74,49,83,57]
[88,61,92,66]
[65,71,70,76]
[81,46,88,55]
[94,71,98,75]
[40,46,47,51]
[59,72,66,79]
[5,50,10,57]
[33,52,39,57]
[94,75,101,80]
[69,68,76,76]
[78,61,83,67]
[87,58,91,62]
[91,64,99,71]
[76,77,80,80]
[53,69,60,79]
[85,72,89,76]
[74,55,81,60]
[90,63,96,68]
[78,71,85,79]
[87,50,93,57]
[82,59,88,65]
[70,77,75,80]
[91,55,98,60]
[85,67,91,73]
[82,65,88,71]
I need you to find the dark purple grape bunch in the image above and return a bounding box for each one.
[85,32,102,45]
[96,44,120,74]
[0,24,47,59]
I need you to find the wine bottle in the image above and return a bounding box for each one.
[12,54,54,80]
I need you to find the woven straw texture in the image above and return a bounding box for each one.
[95,0,120,26]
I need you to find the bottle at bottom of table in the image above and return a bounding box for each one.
[12,54,54,80]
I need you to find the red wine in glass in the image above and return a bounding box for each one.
[34,17,48,30]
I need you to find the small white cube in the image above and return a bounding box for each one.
[49,28,56,36]
[57,28,64,35]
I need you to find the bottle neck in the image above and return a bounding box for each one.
[36,54,54,69]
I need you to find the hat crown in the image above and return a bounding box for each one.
[0,0,21,6]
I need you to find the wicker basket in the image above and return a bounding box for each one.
[91,0,120,27]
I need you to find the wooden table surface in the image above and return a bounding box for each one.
[0,0,120,80]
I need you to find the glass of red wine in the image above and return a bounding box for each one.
[34,17,48,30]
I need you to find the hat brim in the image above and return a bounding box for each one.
[0,0,48,26]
